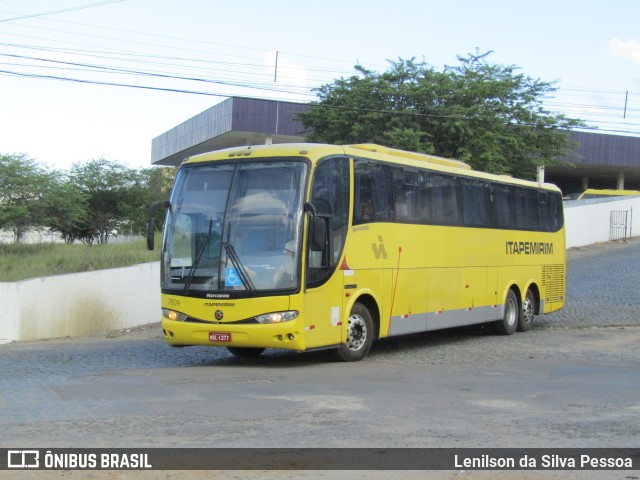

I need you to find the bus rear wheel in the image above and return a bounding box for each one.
[335,302,374,362]
[518,288,536,332]
[494,289,519,335]
[227,347,265,358]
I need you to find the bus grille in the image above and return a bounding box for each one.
[542,264,565,302]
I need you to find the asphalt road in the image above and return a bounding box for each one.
[1,239,639,479]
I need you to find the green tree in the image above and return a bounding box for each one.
[300,52,584,179]
[120,166,176,237]
[70,158,141,244]
[140,166,176,234]
[69,159,176,244]
[43,172,90,244]
[0,153,54,243]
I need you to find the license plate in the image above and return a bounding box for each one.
[209,332,231,342]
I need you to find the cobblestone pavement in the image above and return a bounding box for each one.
[0,239,639,480]
[538,238,640,329]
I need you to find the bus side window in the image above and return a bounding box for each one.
[355,173,374,222]
[493,184,514,229]
[461,178,490,227]
[548,192,564,232]
[429,173,460,225]
[394,169,419,222]
[539,191,563,232]
[514,189,540,230]
[418,172,432,224]
[354,160,393,224]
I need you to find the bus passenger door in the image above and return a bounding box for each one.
[303,156,350,350]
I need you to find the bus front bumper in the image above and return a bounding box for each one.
[161,318,306,352]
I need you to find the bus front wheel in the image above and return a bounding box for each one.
[335,302,374,362]
[495,289,519,335]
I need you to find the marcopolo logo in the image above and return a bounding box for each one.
[7,450,39,469]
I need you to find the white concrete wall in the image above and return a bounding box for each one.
[564,196,640,248]
[0,262,160,343]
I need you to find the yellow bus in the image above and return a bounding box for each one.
[147,143,566,361]
[565,188,640,200]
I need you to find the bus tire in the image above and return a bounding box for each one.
[335,302,374,362]
[518,288,536,332]
[495,289,519,335]
[227,347,265,357]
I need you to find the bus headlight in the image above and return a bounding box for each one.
[162,308,188,322]
[255,311,299,324]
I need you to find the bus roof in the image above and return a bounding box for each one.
[580,188,640,198]
[183,143,560,193]
[347,144,472,170]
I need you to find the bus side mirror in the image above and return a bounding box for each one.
[146,200,170,250]
[309,216,328,252]
[146,217,155,251]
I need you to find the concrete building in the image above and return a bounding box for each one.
[151,96,640,194]
[545,130,640,192]
[151,97,308,167]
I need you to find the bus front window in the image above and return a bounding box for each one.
[162,161,307,294]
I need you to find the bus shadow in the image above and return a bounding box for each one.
[175,324,493,368]
[168,343,337,368]
[369,324,491,358]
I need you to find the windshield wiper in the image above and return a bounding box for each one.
[184,219,212,294]
[223,224,256,294]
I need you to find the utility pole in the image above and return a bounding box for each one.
[274,50,278,83]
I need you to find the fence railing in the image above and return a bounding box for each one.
[610,210,629,242]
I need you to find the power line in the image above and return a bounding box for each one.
[1,4,636,104]
[0,6,638,135]
[2,52,638,133]
[0,64,315,100]
[0,3,370,72]
[0,9,369,83]
[0,54,315,100]
[0,68,231,97]
[0,0,125,23]
[2,38,635,111]
[1,9,635,105]
[0,41,327,87]
[4,65,639,135]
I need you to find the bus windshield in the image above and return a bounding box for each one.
[162,160,307,294]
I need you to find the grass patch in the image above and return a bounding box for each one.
[0,237,161,282]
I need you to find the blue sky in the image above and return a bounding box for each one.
[1,0,639,169]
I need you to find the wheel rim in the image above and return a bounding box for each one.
[505,296,517,327]
[522,295,534,325]
[346,314,367,352]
